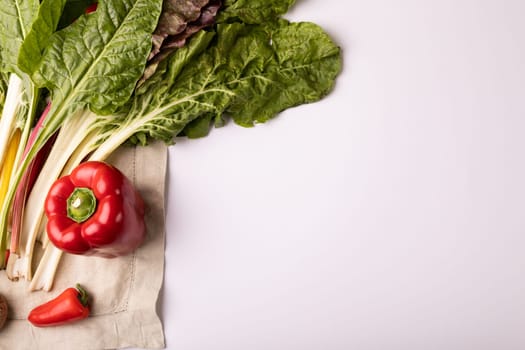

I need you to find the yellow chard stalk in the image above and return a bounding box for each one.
[0,130,20,204]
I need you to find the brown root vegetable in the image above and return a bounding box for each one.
[0,294,7,329]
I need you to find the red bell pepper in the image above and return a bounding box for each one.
[28,284,90,327]
[44,161,146,258]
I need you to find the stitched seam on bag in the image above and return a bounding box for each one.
[93,146,138,316]
[115,146,138,314]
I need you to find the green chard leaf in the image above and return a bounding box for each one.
[103,29,217,145]
[34,0,162,126]
[217,0,296,24]
[35,0,162,115]
[99,19,341,146]
[181,20,341,136]
[0,0,39,73]
[17,0,68,76]
[228,20,342,126]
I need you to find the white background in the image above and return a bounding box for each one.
[160,1,525,349]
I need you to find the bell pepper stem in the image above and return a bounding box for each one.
[67,187,97,223]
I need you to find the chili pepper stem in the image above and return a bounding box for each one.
[75,284,89,306]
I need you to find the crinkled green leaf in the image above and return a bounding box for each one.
[35,0,163,116]
[227,20,342,126]
[105,28,216,144]
[17,0,68,76]
[24,0,162,170]
[181,20,341,137]
[0,0,39,73]
[217,0,295,24]
[111,19,341,144]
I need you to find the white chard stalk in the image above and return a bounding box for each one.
[7,110,95,282]
[29,245,63,292]
[0,75,23,167]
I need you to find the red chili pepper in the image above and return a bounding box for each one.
[44,161,146,258]
[28,284,90,327]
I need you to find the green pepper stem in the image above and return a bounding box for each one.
[75,283,89,307]
[67,187,97,223]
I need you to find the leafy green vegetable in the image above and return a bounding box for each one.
[90,19,341,155]
[25,0,162,164]
[0,0,39,74]
[225,20,341,126]
[17,0,68,76]
[35,0,162,114]
[181,20,342,137]
[217,0,295,24]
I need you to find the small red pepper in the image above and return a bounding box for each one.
[45,161,146,258]
[28,284,90,327]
